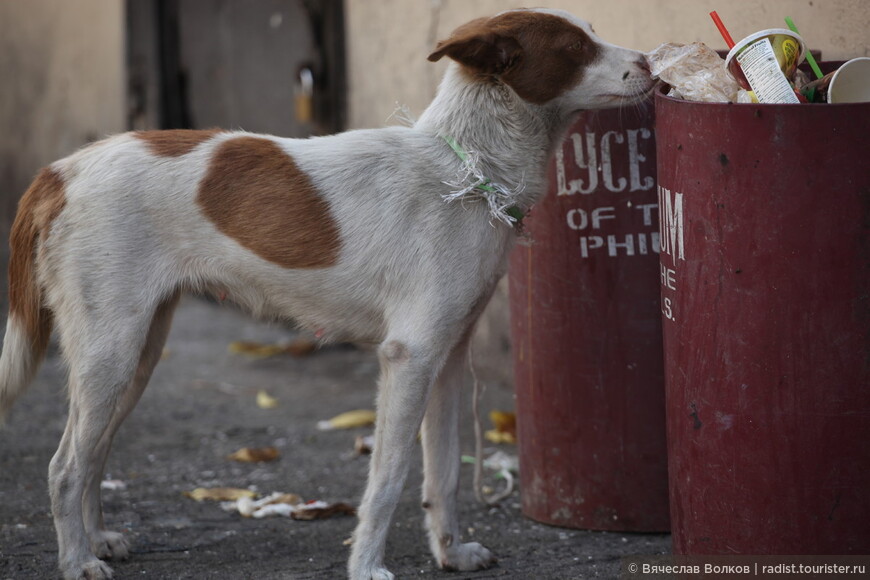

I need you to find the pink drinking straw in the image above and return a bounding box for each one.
[710,11,736,49]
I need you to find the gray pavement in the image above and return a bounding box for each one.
[0,297,669,579]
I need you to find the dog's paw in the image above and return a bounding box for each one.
[90,530,130,561]
[62,558,115,580]
[351,567,395,580]
[440,541,497,572]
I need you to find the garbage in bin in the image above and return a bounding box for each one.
[723,28,805,104]
[655,62,870,555]
[711,11,805,104]
[650,12,870,105]
[646,42,740,102]
[825,57,870,103]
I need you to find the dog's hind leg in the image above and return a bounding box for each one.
[81,293,180,562]
[48,294,176,580]
[421,341,495,571]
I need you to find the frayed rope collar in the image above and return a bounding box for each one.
[440,135,526,229]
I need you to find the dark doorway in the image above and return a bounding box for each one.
[127,0,345,137]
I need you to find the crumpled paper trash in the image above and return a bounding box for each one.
[647,42,741,103]
[221,491,355,520]
[184,487,257,502]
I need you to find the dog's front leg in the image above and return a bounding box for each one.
[421,343,496,571]
[349,339,438,580]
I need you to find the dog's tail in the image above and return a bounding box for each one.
[0,168,62,424]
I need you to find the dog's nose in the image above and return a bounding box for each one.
[623,57,651,81]
[636,56,651,74]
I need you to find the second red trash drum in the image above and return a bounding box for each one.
[509,100,670,532]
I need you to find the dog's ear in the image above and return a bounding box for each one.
[428,18,521,75]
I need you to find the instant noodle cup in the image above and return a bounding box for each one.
[725,29,806,104]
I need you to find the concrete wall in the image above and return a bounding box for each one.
[346,0,870,128]
[0,0,125,312]
[344,0,870,388]
[0,0,126,197]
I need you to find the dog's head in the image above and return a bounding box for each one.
[428,8,653,113]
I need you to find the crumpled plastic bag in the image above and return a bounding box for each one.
[647,42,741,103]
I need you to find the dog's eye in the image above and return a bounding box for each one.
[567,41,583,52]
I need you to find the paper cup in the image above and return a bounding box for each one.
[827,57,870,104]
[725,29,806,104]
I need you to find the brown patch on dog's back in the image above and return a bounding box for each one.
[197,137,341,268]
[8,167,67,351]
[135,129,221,157]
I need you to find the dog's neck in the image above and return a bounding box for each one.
[415,64,571,212]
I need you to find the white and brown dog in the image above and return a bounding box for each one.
[0,9,652,580]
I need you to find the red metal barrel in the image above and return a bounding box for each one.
[508,101,670,532]
[655,71,870,554]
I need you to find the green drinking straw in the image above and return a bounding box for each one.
[785,16,824,79]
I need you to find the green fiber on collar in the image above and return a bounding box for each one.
[441,135,525,223]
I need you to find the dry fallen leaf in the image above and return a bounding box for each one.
[485,410,517,444]
[484,430,515,444]
[317,409,376,431]
[285,338,317,357]
[256,390,279,409]
[291,501,356,521]
[354,434,374,455]
[184,487,257,502]
[229,338,318,360]
[228,341,286,358]
[227,447,280,463]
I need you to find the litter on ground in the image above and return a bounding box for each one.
[227,446,280,463]
[316,409,376,431]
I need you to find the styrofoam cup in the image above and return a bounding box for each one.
[827,57,870,104]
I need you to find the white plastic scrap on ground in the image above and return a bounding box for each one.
[463,450,520,505]
[100,479,127,491]
[220,491,355,520]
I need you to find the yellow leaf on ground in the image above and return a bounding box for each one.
[291,502,356,520]
[316,409,376,430]
[486,410,517,444]
[228,341,287,359]
[227,447,280,462]
[484,429,517,444]
[256,390,279,409]
[285,338,316,357]
[229,339,318,359]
